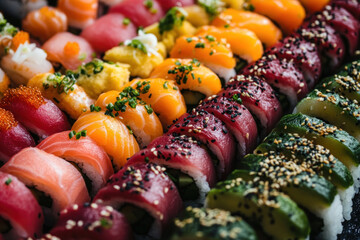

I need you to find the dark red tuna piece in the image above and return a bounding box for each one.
[219,75,283,136]
[331,0,360,19]
[50,203,133,240]
[269,33,322,88]
[94,163,182,239]
[0,108,35,163]
[157,0,195,11]
[167,109,236,179]
[196,95,258,158]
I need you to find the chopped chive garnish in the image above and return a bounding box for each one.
[90,104,101,112]
[78,53,87,61]
[5,178,12,185]
[123,18,131,26]
[163,81,169,89]
[145,105,153,114]
[195,43,205,48]
[186,38,193,43]
[205,35,215,42]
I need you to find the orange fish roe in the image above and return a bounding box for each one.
[0,108,18,131]
[12,31,30,51]
[0,86,46,109]
[63,41,80,57]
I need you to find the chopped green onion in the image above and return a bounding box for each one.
[5,178,12,186]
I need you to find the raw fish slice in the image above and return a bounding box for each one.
[120,79,186,128]
[167,109,236,179]
[157,0,194,11]
[42,32,95,70]
[37,131,114,196]
[71,111,140,171]
[1,148,90,216]
[332,0,360,19]
[0,172,43,240]
[22,6,67,43]
[51,204,133,240]
[57,0,98,29]
[94,163,182,239]
[95,90,163,148]
[0,86,70,140]
[269,34,321,89]
[219,75,283,135]
[242,54,308,109]
[196,95,258,158]
[109,0,164,28]
[0,108,35,163]
[81,13,137,53]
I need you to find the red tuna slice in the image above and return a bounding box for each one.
[51,203,133,240]
[0,172,44,240]
[196,95,258,158]
[269,34,322,89]
[127,134,216,203]
[0,108,35,163]
[42,32,95,70]
[242,55,307,111]
[167,109,236,179]
[332,0,360,19]
[109,0,164,28]
[94,163,182,239]
[157,0,195,11]
[81,13,137,53]
[219,75,283,136]
[0,86,70,140]
[298,20,345,70]
[311,4,359,56]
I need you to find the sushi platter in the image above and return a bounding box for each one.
[0,0,359,239]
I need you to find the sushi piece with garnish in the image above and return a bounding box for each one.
[219,75,283,136]
[298,0,329,13]
[109,0,164,28]
[94,163,182,239]
[167,109,236,179]
[1,31,54,86]
[0,108,35,164]
[0,68,10,98]
[169,207,258,240]
[1,148,90,228]
[196,95,258,158]
[57,0,98,29]
[0,86,70,140]
[119,78,186,128]
[28,72,95,120]
[80,13,137,53]
[211,9,282,48]
[170,35,236,84]
[95,90,164,148]
[242,54,307,111]
[42,32,95,71]
[240,0,306,35]
[37,131,114,197]
[50,204,133,240]
[71,111,140,171]
[206,178,311,240]
[127,134,216,204]
[0,172,44,240]
[269,33,322,89]
[196,26,264,71]
[22,6,68,43]
[150,58,222,106]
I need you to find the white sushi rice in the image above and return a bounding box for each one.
[313,195,344,240]
[338,186,355,221]
[205,62,236,84]
[180,168,210,205]
[349,165,360,193]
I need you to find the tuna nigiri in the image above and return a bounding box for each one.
[42,32,95,70]
[71,111,140,171]
[95,90,163,148]
[57,0,98,29]
[22,6,67,43]
[37,131,114,196]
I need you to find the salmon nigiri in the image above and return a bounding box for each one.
[1,148,90,225]
[120,78,186,128]
[150,58,222,105]
[71,111,140,171]
[95,90,163,148]
[170,36,236,84]
[211,9,282,48]
[242,0,306,35]
[57,0,98,29]
[22,6,67,43]
[42,32,95,70]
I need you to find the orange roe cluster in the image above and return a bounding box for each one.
[0,108,17,131]
[64,41,80,57]
[12,31,30,51]
[0,86,46,109]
